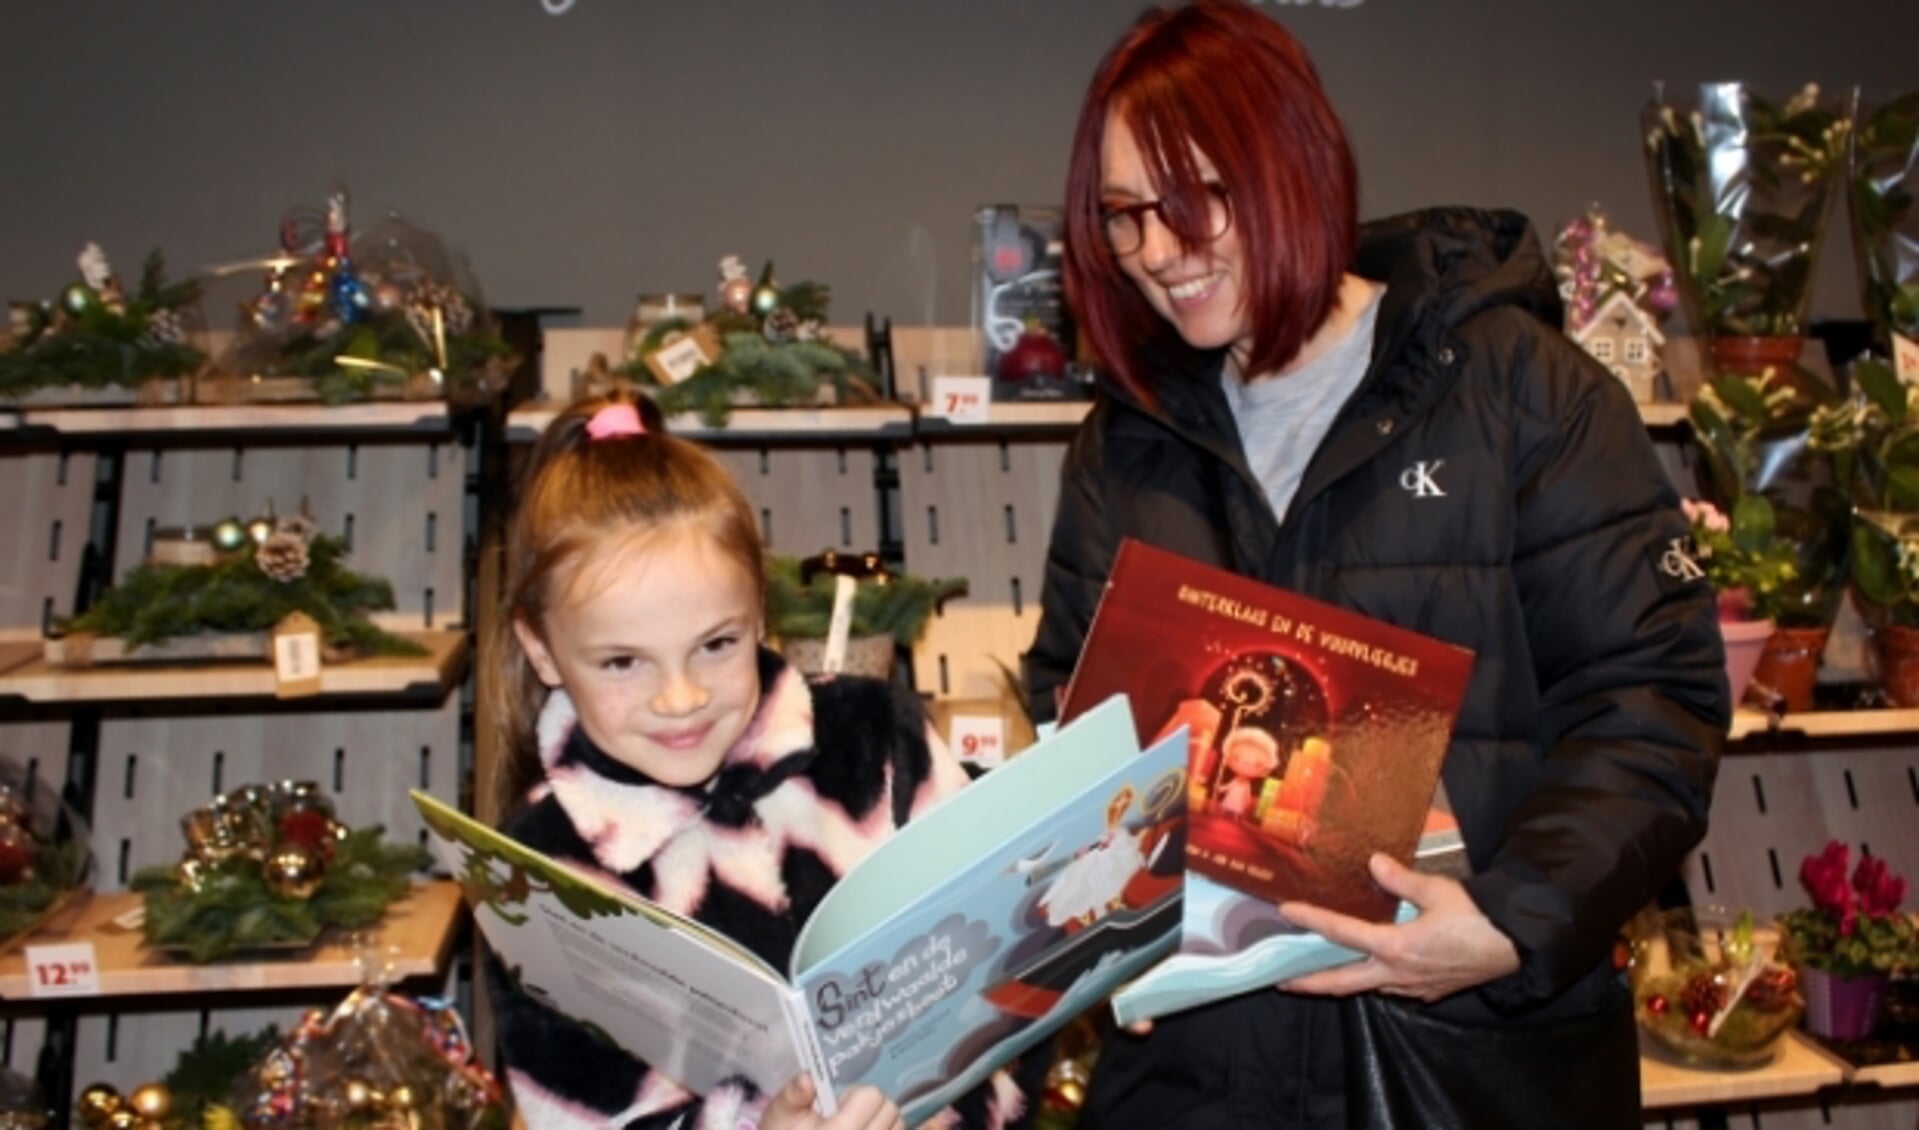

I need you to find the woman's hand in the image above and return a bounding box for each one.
[1277,853,1520,1003]
[761,1077,905,1130]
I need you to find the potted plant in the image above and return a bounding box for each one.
[1690,370,1843,707]
[1681,497,1796,702]
[1778,841,1918,1041]
[765,554,966,679]
[1645,82,1851,381]
[1847,89,1919,358]
[1811,356,1919,703]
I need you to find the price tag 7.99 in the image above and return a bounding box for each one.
[25,941,101,998]
[929,376,992,425]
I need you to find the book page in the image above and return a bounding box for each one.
[413,792,809,1103]
[788,703,1187,1124]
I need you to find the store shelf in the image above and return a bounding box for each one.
[1639,1032,1848,1109]
[0,630,467,705]
[0,881,462,1000]
[1853,1059,1919,1089]
[914,399,1093,436]
[1638,402,1689,428]
[1728,706,1919,742]
[0,401,453,443]
[506,402,914,443]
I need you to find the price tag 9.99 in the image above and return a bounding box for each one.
[25,941,101,998]
[950,714,1007,769]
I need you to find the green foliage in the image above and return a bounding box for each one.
[0,839,92,944]
[130,826,429,962]
[1689,370,1844,625]
[1645,85,1848,337]
[1850,91,1919,343]
[0,250,205,397]
[65,534,425,656]
[161,1025,284,1126]
[1780,905,1919,977]
[765,555,966,646]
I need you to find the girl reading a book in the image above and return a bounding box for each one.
[490,393,1026,1130]
[1026,2,1726,1127]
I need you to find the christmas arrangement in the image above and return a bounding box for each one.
[209,185,512,405]
[1551,206,1677,401]
[616,255,880,426]
[765,552,965,676]
[128,781,428,962]
[75,1026,282,1130]
[58,505,425,662]
[0,243,203,402]
[0,762,94,953]
[1630,907,1804,1068]
[227,980,506,1130]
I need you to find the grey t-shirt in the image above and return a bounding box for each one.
[1221,289,1383,525]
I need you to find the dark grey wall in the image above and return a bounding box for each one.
[3,2,1914,331]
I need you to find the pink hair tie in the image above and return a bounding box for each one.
[586,403,646,441]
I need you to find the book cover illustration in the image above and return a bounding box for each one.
[416,695,1186,1124]
[1061,539,1474,923]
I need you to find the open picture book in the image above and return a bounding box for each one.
[415,694,1186,1122]
[1057,540,1475,1025]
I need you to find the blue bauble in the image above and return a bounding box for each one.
[329,263,372,324]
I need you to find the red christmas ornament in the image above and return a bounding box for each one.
[1689,1010,1712,1035]
[278,809,332,852]
[997,323,1069,382]
[0,822,37,884]
[1646,994,1669,1015]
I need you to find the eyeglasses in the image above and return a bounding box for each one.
[1100,183,1233,257]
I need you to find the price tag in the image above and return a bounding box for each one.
[950,714,1006,769]
[1895,333,1919,387]
[930,376,992,424]
[822,575,857,675]
[25,941,100,998]
[273,611,323,699]
[643,325,721,386]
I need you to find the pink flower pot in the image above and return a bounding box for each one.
[1800,967,1887,1041]
[1720,618,1776,706]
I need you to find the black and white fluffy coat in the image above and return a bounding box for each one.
[491,648,1027,1129]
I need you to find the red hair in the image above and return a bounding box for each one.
[1063,0,1358,401]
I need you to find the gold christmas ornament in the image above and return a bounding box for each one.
[386,1084,417,1111]
[76,1084,121,1127]
[263,843,324,899]
[128,1085,172,1121]
[212,517,249,552]
[103,1111,140,1130]
[246,514,276,545]
[342,1079,378,1113]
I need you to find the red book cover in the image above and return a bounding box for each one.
[1059,540,1474,922]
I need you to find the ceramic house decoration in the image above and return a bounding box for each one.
[1572,291,1667,402]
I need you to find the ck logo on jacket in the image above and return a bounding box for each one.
[1398,460,1446,498]
[1659,537,1706,582]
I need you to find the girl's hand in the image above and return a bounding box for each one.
[1277,853,1520,1003]
[761,1076,905,1130]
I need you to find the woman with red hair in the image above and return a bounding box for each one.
[1027,2,1726,1126]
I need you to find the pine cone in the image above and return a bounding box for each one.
[1678,970,1726,1018]
[256,531,311,583]
[275,512,320,543]
[405,281,474,341]
[142,307,188,347]
[762,307,801,343]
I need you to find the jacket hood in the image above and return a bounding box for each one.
[1356,206,1563,333]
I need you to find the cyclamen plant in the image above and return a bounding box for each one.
[1779,841,1919,978]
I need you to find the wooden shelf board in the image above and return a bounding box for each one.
[1640,1032,1848,1109]
[0,881,462,999]
[1638,402,1690,428]
[1851,1058,1919,1089]
[507,403,913,443]
[0,401,451,439]
[1729,706,1919,741]
[0,630,467,705]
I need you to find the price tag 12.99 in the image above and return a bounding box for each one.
[25,941,101,998]
[930,376,992,425]
[950,714,1007,770]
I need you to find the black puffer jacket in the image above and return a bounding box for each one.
[1028,209,1728,1125]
